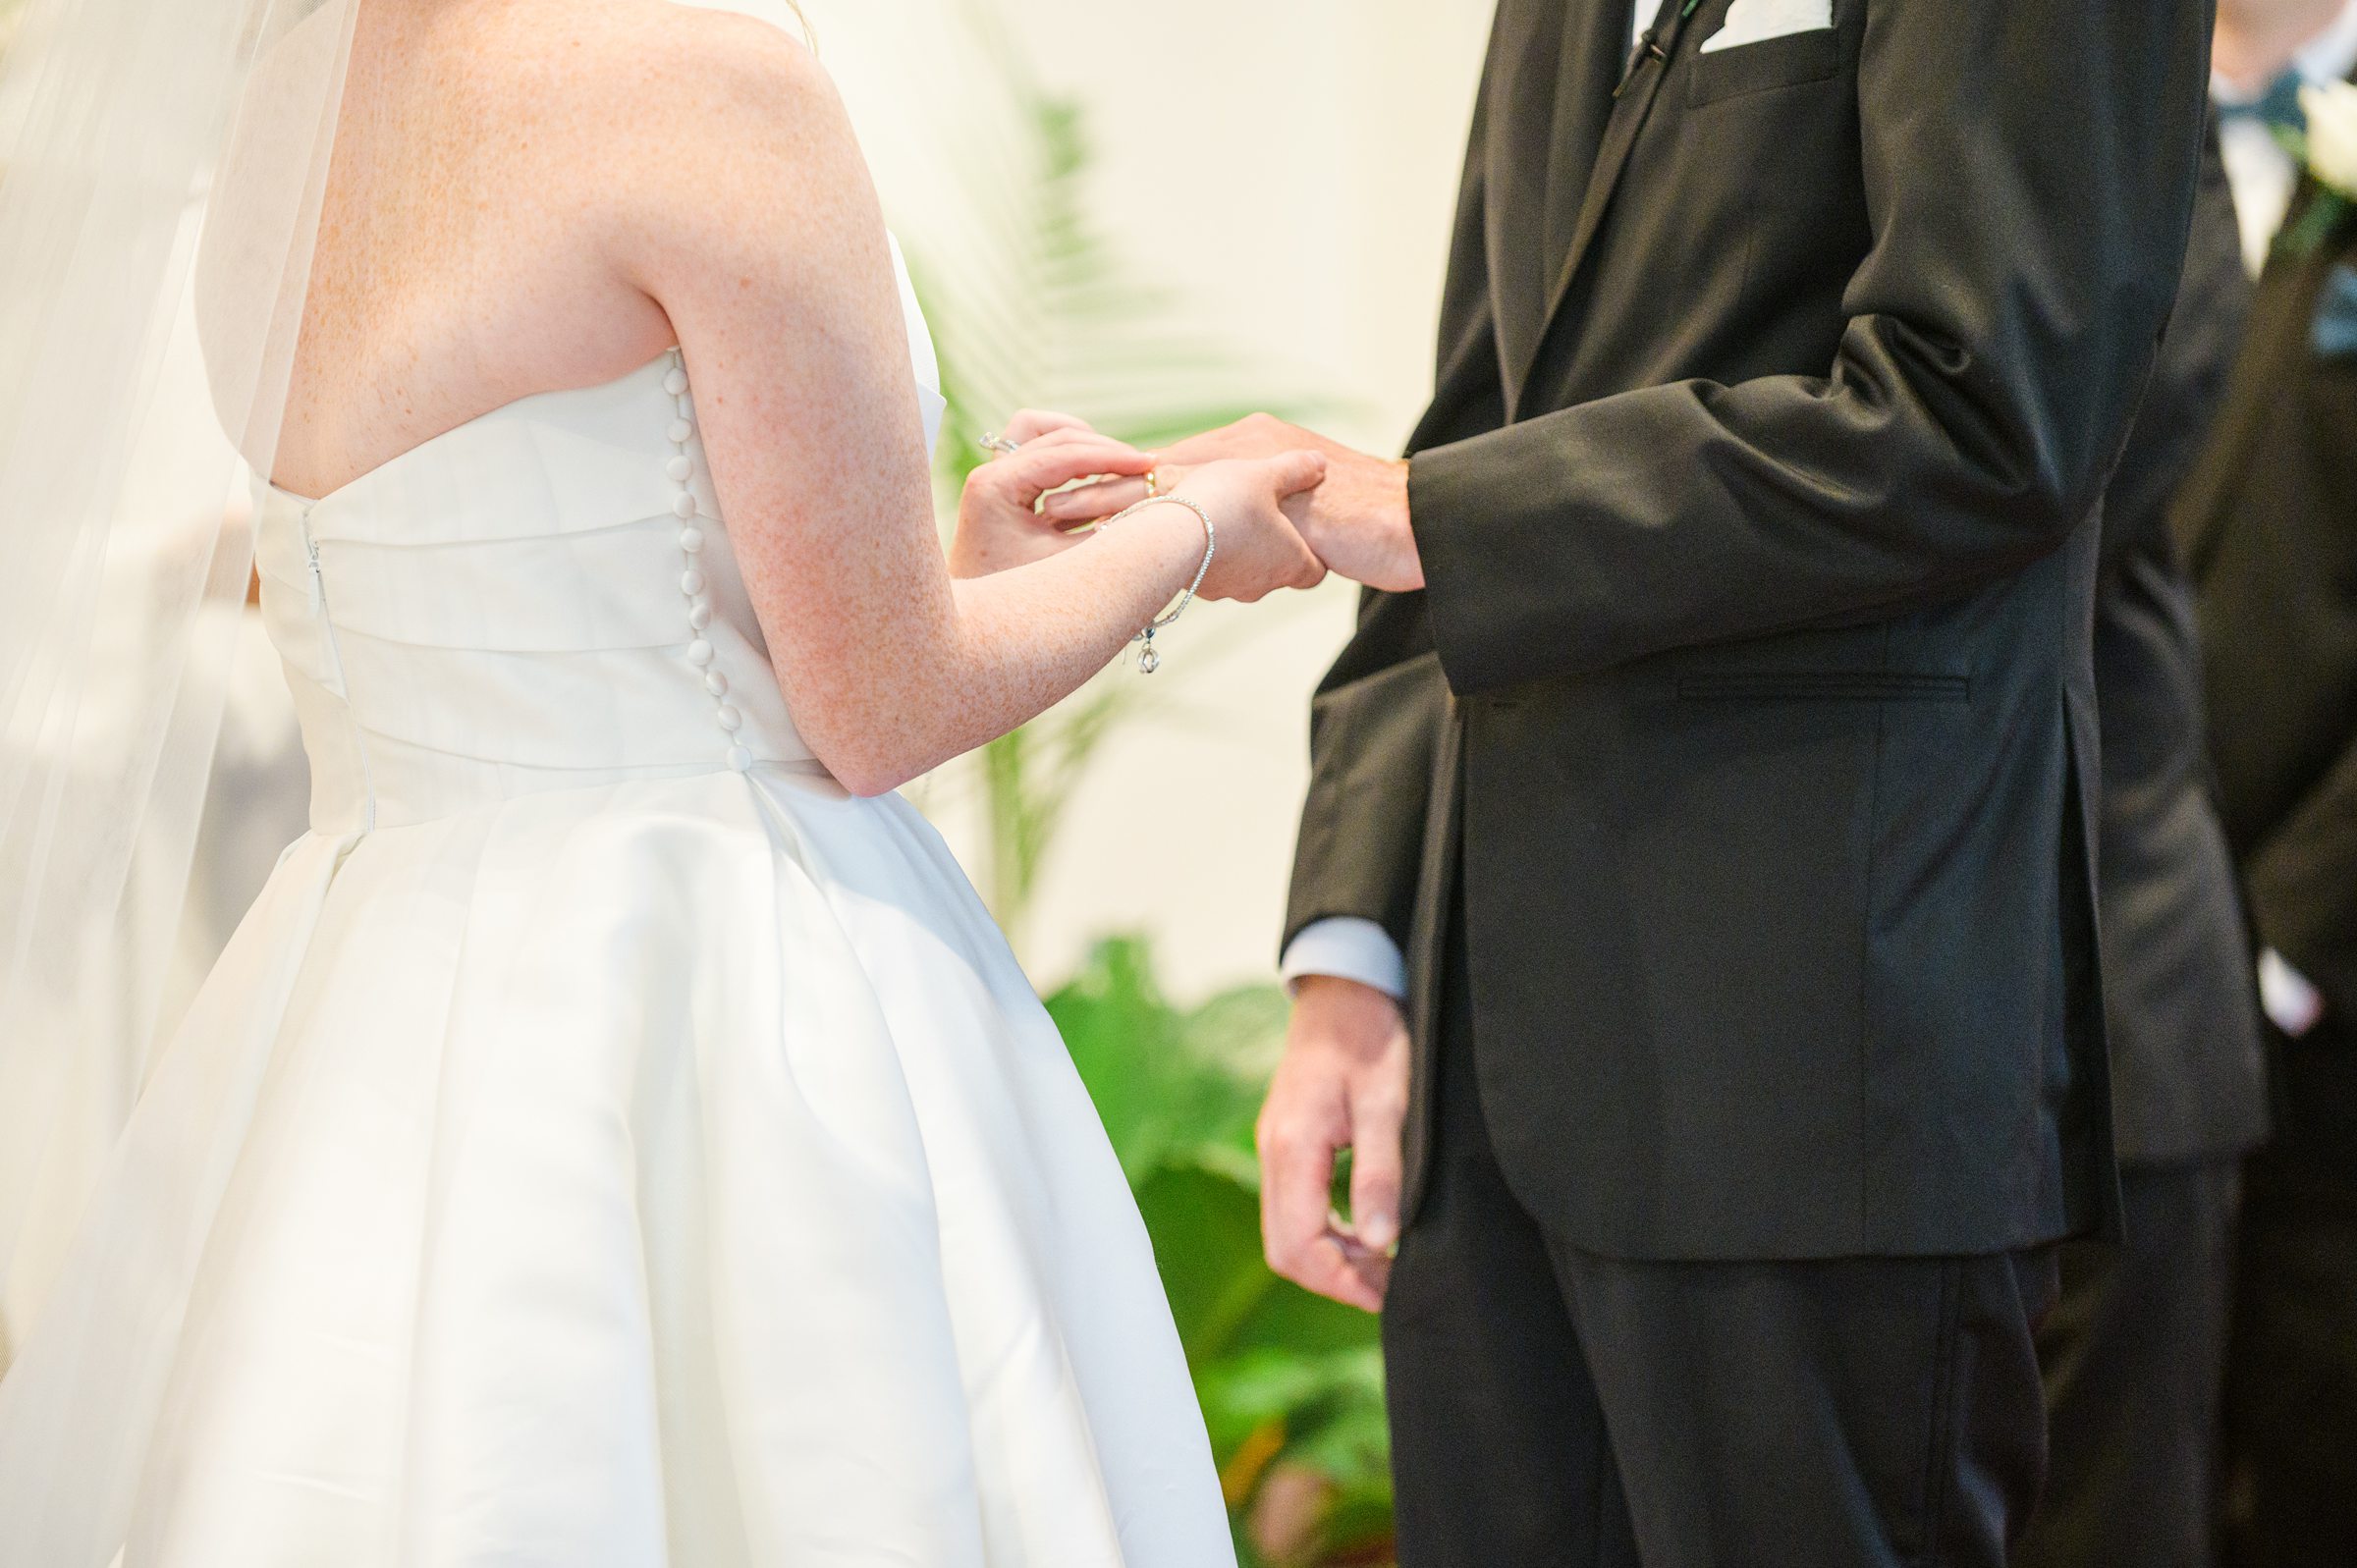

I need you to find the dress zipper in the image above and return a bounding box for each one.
[301,505,324,614]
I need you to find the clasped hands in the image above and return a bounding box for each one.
[952,409,1425,598]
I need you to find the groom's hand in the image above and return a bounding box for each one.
[1257,975,1411,1313]
[1048,415,1424,592]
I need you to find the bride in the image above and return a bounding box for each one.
[0,0,1329,1561]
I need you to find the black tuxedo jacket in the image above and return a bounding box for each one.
[2177,186,2357,1059]
[2090,126,2268,1168]
[1284,0,2213,1260]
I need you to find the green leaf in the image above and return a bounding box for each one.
[1045,938,1187,1175]
[1318,1482,1400,1559]
[1228,1271,1387,1359]
[1046,939,1293,1181]
[1044,937,1395,1551]
[1132,1161,1276,1366]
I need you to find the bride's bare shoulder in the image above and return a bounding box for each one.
[488,0,838,145]
[480,0,862,228]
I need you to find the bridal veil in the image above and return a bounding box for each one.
[0,0,355,1375]
[0,13,878,1560]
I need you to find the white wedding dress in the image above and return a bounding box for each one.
[0,244,1236,1567]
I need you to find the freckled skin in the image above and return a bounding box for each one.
[279,0,1326,796]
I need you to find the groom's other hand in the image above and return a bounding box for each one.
[1050,415,1423,592]
[1257,974,1410,1313]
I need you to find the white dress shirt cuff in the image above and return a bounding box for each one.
[1281,916,1409,1000]
[2259,948,2328,1038]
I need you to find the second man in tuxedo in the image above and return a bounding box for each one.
[2009,115,2271,1568]
[2181,2,2357,1557]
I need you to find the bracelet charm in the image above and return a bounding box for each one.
[1101,495,1215,674]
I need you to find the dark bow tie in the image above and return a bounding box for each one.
[2219,70,2309,138]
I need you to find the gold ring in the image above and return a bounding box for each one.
[1144,468,1162,498]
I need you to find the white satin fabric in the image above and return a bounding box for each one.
[0,246,1236,1567]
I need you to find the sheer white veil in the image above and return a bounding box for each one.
[0,0,354,1392]
[0,5,906,1553]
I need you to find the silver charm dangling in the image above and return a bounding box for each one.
[1100,493,1212,676]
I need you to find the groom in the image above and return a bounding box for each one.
[1160,0,2217,1562]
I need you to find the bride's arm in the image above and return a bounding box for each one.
[604,24,1322,797]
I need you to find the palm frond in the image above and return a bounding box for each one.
[814,0,1335,952]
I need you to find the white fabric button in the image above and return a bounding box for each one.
[666,456,692,483]
[668,419,693,445]
[715,705,742,731]
[703,670,729,696]
[664,367,689,397]
[686,639,714,667]
[681,569,705,597]
[687,603,712,630]
[729,745,753,772]
[679,525,704,553]
[674,496,698,521]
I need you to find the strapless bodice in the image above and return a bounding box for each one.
[254,246,947,834]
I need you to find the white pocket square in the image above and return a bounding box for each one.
[1698,0,1834,53]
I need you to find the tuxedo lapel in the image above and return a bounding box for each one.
[2178,186,2342,575]
[1508,0,1696,413]
[2186,61,2357,568]
[1483,0,1576,403]
[1540,0,1637,299]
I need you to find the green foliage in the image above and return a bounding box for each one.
[1046,938,1395,1567]
[2276,185,2356,263]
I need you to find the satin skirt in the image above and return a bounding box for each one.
[0,766,1233,1567]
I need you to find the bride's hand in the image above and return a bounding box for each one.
[1170,454,1329,603]
[952,414,1155,579]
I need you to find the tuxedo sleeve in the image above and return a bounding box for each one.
[2244,735,2357,1016]
[1282,595,1449,957]
[1410,0,2212,695]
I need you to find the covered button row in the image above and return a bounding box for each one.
[665,353,751,772]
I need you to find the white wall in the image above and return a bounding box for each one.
[820,0,1497,999]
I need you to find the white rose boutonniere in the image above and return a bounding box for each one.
[2303,81,2357,196]
[2283,81,2357,256]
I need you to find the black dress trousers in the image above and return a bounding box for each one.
[2014,1158,2243,1568]
[2220,1024,2357,1568]
[1380,903,2058,1568]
